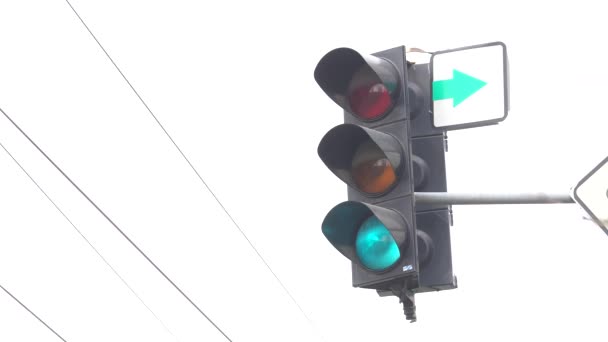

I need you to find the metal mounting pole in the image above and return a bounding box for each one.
[414,192,574,205]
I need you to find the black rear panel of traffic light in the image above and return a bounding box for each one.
[408,63,445,137]
[415,210,456,292]
[407,62,456,292]
[412,136,448,212]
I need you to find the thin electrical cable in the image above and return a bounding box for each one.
[63,2,323,340]
[0,283,68,342]
[0,107,231,342]
[0,140,179,341]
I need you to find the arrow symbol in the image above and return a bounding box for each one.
[432,69,487,107]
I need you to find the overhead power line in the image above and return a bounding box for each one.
[0,283,68,342]
[0,107,231,342]
[0,139,179,341]
[63,1,324,341]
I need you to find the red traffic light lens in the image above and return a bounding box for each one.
[314,48,400,121]
[348,82,392,121]
[351,140,397,194]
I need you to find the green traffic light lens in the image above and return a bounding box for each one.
[355,216,400,271]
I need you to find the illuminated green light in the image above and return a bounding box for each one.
[355,216,400,271]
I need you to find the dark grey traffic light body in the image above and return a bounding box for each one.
[316,46,457,321]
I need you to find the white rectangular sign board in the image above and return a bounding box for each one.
[431,42,509,130]
[573,156,608,236]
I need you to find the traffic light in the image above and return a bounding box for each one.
[315,46,456,321]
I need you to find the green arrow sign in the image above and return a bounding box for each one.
[432,69,487,107]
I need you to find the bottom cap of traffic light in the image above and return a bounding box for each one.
[321,201,410,272]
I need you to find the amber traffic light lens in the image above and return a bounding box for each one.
[351,140,397,194]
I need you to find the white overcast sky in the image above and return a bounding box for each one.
[1,1,608,341]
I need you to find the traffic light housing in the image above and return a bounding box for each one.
[315,46,456,321]
[316,46,419,319]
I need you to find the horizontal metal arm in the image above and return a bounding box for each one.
[414,192,575,205]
